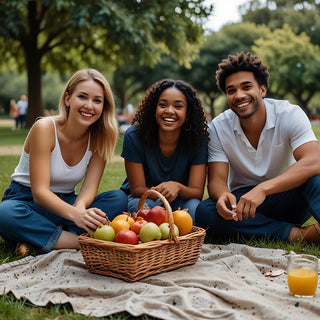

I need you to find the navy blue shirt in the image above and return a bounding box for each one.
[120,125,208,194]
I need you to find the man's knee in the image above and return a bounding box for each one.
[195,198,218,227]
[304,174,320,194]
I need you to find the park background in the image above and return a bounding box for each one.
[1,1,320,319]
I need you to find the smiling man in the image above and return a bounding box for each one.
[196,51,320,242]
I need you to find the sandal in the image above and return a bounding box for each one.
[15,242,33,257]
[294,224,320,242]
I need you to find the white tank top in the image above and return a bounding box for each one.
[11,117,92,193]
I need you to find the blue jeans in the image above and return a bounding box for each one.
[128,194,200,223]
[196,175,320,240]
[0,181,128,252]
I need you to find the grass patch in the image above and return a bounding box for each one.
[0,126,28,146]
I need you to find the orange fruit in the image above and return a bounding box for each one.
[172,209,193,236]
[109,219,131,233]
[112,214,135,227]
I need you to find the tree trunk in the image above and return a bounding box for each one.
[206,95,216,119]
[25,1,43,128]
[26,55,43,128]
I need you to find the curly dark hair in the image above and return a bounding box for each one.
[216,52,270,94]
[132,79,209,153]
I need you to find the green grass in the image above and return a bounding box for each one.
[0,126,29,146]
[0,125,320,320]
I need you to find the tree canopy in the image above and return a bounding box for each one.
[253,24,320,114]
[182,22,270,117]
[111,22,271,118]
[242,0,320,46]
[0,0,212,126]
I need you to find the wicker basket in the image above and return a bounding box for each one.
[78,189,206,282]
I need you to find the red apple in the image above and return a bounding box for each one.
[131,219,148,234]
[145,206,167,226]
[137,207,150,220]
[115,229,138,245]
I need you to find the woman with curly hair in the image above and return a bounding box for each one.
[120,79,208,222]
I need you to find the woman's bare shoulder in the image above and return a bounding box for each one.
[24,117,55,153]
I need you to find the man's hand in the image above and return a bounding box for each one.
[235,186,267,221]
[216,192,238,221]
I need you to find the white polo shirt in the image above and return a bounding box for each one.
[208,98,317,191]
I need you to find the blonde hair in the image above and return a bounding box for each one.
[56,68,118,162]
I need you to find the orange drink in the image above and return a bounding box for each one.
[288,268,318,296]
[287,254,318,298]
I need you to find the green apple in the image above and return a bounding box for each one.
[139,222,161,243]
[93,224,116,241]
[159,222,179,239]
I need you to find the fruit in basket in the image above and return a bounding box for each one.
[145,206,167,226]
[115,229,139,245]
[93,224,116,241]
[112,214,135,227]
[172,209,193,236]
[131,219,148,234]
[159,222,179,239]
[139,222,161,243]
[137,207,150,220]
[109,219,131,233]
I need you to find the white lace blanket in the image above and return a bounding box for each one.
[1,243,319,320]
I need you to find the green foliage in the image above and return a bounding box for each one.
[181,22,270,116]
[0,0,213,125]
[253,24,320,113]
[111,22,271,117]
[0,71,67,114]
[0,71,28,113]
[242,0,320,46]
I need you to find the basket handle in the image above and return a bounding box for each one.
[137,190,179,244]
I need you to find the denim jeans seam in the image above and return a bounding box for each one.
[41,225,62,252]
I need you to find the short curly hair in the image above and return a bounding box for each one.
[132,79,208,153]
[216,52,270,94]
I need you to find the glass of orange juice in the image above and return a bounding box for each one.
[287,254,318,298]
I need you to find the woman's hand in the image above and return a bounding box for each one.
[152,181,181,203]
[72,207,107,233]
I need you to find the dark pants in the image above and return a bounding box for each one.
[196,175,320,240]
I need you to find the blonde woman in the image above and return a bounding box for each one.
[0,69,127,255]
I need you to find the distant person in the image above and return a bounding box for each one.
[196,52,320,243]
[16,94,28,128]
[127,103,134,114]
[9,98,19,130]
[0,68,128,256]
[120,79,208,222]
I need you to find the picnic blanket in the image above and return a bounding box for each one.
[0,243,319,320]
